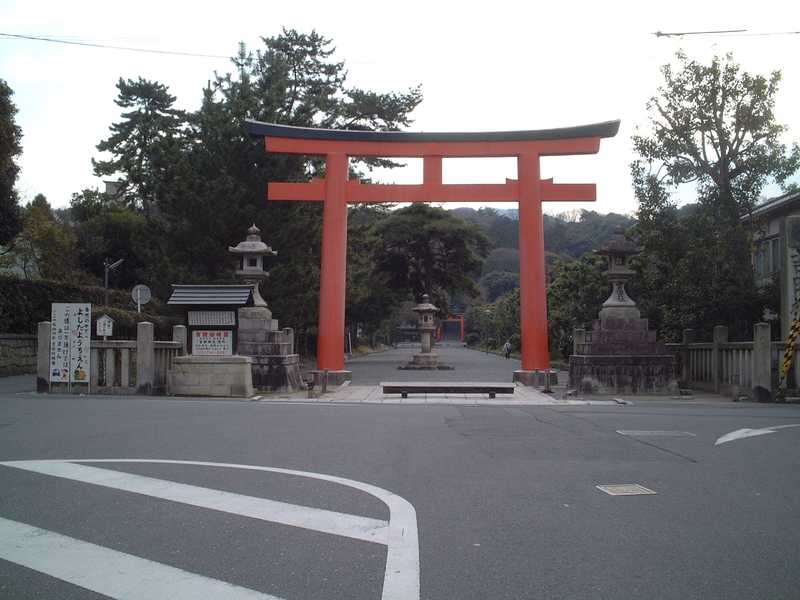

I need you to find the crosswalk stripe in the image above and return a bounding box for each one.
[1,460,389,545]
[0,517,281,600]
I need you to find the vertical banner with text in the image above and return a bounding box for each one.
[50,303,92,384]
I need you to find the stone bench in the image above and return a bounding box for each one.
[381,381,515,399]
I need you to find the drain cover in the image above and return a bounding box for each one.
[617,430,695,437]
[596,484,657,496]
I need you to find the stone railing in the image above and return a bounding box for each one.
[665,323,774,399]
[36,322,187,395]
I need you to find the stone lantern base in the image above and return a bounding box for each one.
[399,352,454,370]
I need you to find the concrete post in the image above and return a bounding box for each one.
[172,325,187,355]
[120,348,130,387]
[104,348,116,388]
[712,325,729,393]
[681,329,696,384]
[36,321,51,392]
[752,322,772,401]
[572,328,586,356]
[136,321,155,395]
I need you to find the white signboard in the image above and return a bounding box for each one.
[192,330,233,355]
[50,303,91,383]
[96,315,114,337]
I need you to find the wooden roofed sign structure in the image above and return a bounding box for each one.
[246,119,620,377]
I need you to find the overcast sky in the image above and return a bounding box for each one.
[1,0,798,215]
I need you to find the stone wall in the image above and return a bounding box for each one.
[0,333,37,376]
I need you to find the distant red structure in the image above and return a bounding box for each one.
[247,120,619,378]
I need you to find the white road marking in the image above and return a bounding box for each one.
[715,423,800,445]
[0,459,420,600]
[0,516,281,600]
[617,430,696,437]
[1,460,387,544]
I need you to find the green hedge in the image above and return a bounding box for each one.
[0,275,179,337]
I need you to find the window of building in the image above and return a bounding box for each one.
[755,237,780,277]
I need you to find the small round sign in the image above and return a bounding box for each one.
[131,284,152,305]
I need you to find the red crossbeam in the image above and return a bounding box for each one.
[265,137,601,158]
[268,178,595,203]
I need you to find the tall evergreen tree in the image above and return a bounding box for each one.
[93,78,188,216]
[158,29,422,331]
[0,79,22,246]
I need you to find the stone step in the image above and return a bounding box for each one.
[237,330,291,344]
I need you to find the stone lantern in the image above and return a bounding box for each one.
[568,225,676,394]
[595,225,641,320]
[228,224,277,310]
[400,293,452,370]
[413,294,439,355]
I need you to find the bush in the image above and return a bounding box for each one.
[465,332,481,346]
[0,275,176,336]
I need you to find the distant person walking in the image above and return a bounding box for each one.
[503,340,512,360]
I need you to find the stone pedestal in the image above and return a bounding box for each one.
[169,355,254,397]
[569,317,676,394]
[513,369,558,388]
[237,306,304,392]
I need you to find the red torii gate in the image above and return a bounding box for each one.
[246,119,619,380]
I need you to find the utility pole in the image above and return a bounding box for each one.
[103,258,124,306]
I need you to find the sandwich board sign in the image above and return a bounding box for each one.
[50,303,91,385]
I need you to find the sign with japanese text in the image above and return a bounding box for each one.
[50,303,92,383]
[192,330,233,355]
[96,315,114,337]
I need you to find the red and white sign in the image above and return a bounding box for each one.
[191,330,233,355]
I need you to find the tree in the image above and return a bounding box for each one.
[547,254,608,358]
[69,189,158,290]
[631,52,799,339]
[0,79,22,246]
[167,29,422,332]
[372,204,491,310]
[87,30,423,343]
[93,77,188,215]
[480,270,519,302]
[482,247,520,275]
[5,195,77,280]
[633,52,799,215]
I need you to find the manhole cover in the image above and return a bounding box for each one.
[596,484,657,496]
[617,430,696,437]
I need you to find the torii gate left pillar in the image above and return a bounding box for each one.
[246,119,619,384]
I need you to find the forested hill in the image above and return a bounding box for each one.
[450,207,635,258]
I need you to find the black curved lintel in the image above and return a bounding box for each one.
[245,119,620,142]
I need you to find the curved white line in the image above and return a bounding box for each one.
[1,459,420,600]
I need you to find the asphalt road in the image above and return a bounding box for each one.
[1,385,799,599]
[347,342,522,385]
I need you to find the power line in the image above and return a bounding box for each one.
[655,29,799,38]
[654,29,747,37]
[0,32,232,59]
